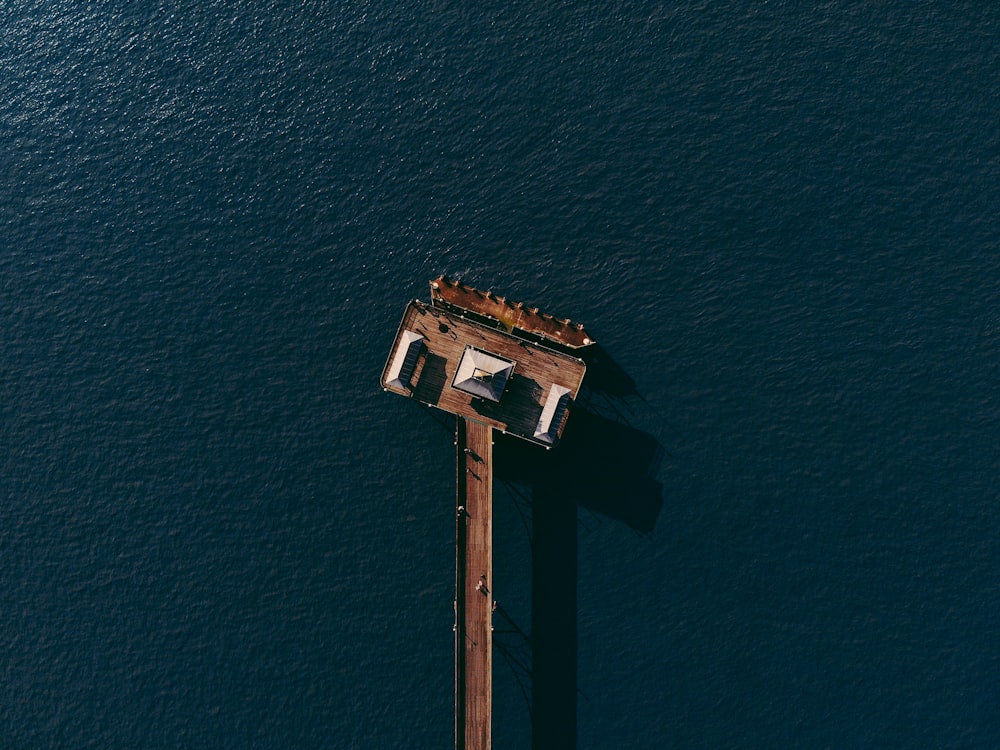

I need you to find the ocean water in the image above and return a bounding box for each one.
[2,2,998,748]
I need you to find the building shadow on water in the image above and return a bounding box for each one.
[578,343,641,400]
[494,345,663,750]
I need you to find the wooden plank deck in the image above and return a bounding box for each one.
[381,289,589,747]
[382,300,586,446]
[455,418,493,750]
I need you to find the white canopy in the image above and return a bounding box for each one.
[451,346,516,402]
[385,330,424,389]
[534,384,571,443]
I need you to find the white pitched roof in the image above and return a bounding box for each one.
[451,346,516,403]
[534,384,572,443]
[385,330,424,389]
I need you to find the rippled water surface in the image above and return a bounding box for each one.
[2,3,998,747]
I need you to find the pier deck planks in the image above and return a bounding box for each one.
[382,291,588,748]
[382,300,585,446]
[455,418,493,750]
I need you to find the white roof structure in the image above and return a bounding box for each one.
[451,346,516,403]
[385,330,424,390]
[534,384,572,444]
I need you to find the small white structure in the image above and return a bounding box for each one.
[385,330,425,390]
[534,384,572,444]
[451,346,516,403]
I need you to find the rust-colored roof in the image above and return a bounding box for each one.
[429,275,594,350]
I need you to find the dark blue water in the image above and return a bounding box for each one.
[2,3,998,747]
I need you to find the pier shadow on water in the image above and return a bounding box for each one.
[577,343,641,400]
[495,346,663,750]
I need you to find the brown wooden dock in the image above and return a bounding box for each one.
[381,280,589,748]
[381,300,586,447]
[455,417,493,750]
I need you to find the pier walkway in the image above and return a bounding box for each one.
[455,417,493,750]
[382,279,590,746]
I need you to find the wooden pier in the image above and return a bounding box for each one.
[381,300,586,447]
[455,417,493,750]
[381,279,591,748]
